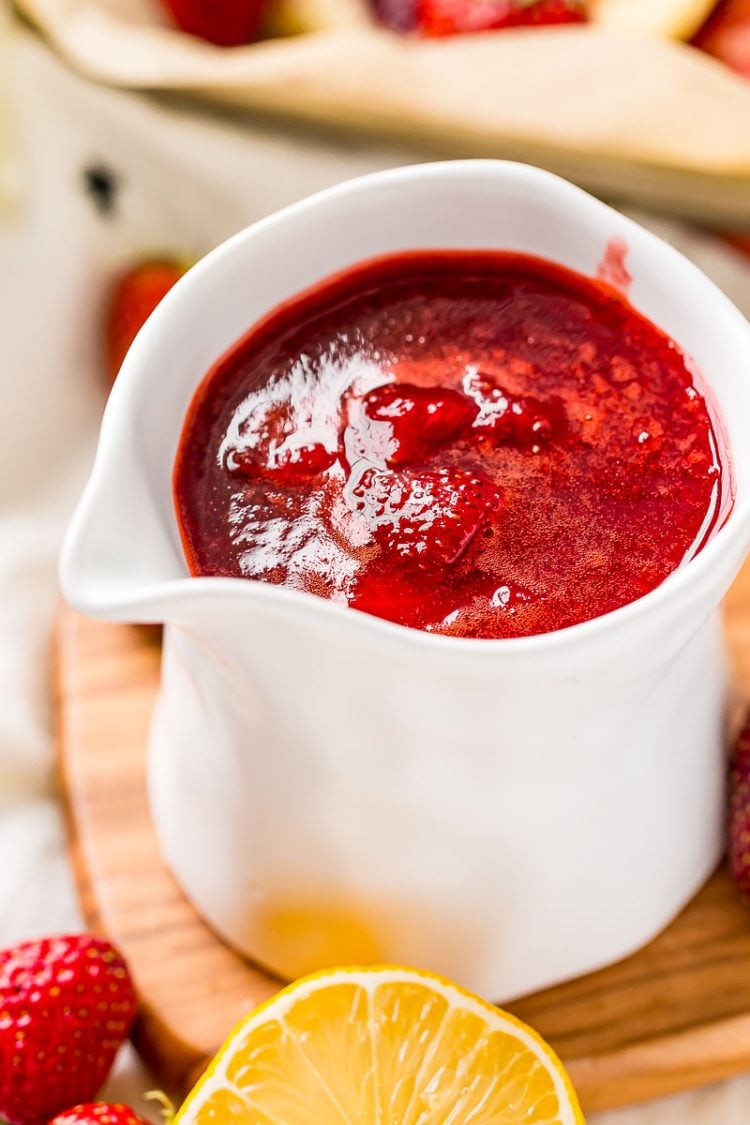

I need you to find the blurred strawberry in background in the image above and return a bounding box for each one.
[729,710,750,900]
[161,0,270,45]
[154,0,750,60]
[376,0,588,36]
[694,0,750,78]
[726,234,750,256]
[691,0,750,257]
[106,259,186,383]
[370,0,419,31]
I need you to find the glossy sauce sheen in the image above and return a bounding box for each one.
[174,252,726,639]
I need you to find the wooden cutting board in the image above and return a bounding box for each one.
[55,561,750,1114]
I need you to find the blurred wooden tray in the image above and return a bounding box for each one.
[55,556,750,1113]
[16,0,750,226]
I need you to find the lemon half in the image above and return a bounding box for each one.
[177,965,585,1124]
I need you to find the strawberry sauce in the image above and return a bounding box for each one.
[173,251,726,639]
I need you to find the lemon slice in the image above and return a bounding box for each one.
[592,0,717,40]
[177,965,584,1124]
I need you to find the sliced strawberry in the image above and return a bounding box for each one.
[160,0,268,45]
[730,711,750,899]
[349,465,501,566]
[360,382,477,466]
[417,0,588,39]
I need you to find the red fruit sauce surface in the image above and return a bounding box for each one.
[173,251,726,640]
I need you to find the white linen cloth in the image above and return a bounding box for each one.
[3,20,750,1120]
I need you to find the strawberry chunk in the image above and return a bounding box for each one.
[225,398,337,482]
[360,382,477,466]
[464,370,563,448]
[274,442,337,478]
[349,465,501,566]
[230,439,336,480]
[417,0,588,38]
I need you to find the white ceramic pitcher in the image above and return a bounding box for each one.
[61,162,750,1001]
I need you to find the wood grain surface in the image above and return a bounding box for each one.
[55,558,750,1112]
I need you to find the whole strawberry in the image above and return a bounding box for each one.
[0,935,137,1125]
[160,0,268,45]
[730,714,750,897]
[50,1106,151,1125]
[106,259,186,384]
